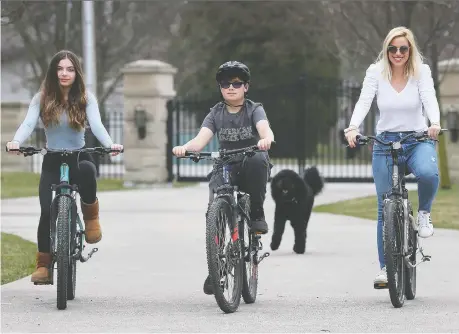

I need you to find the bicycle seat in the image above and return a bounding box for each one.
[403,165,414,177]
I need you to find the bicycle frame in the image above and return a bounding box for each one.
[214,162,246,242]
[382,140,414,268]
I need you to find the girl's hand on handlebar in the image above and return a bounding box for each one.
[110,143,123,156]
[172,146,186,157]
[6,141,21,155]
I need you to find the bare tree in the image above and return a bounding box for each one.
[1,0,180,106]
[324,0,459,80]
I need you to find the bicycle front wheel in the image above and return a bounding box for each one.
[206,197,243,313]
[404,201,417,300]
[56,196,71,310]
[239,194,258,304]
[383,200,405,308]
[67,201,78,301]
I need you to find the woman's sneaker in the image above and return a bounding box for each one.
[373,267,388,289]
[417,211,434,238]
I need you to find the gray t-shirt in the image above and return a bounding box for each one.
[201,99,268,150]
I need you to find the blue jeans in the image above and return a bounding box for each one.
[372,131,439,269]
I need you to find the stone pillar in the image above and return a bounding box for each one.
[1,102,33,172]
[438,58,459,182]
[122,60,177,184]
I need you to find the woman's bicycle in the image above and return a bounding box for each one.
[179,144,272,313]
[6,146,123,310]
[355,130,446,308]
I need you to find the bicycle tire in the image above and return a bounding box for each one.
[206,197,243,313]
[239,194,258,304]
[67,201,78,300]
[383,199,405,308]
[404,201,417,300]
[56,196,71,310]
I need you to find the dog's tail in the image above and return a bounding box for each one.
[303,166,324,196]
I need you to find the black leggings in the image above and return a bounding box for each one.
[208,151,272,210]
[38,153,97,252]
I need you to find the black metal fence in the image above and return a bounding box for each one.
[167,76,383,182]
[28,107,125,179]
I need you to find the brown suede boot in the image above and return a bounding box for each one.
[81,198,102,244]
[31,252,52,283]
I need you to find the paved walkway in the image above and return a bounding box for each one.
[2,182,458,333]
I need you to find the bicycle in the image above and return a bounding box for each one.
[179,144,273,313]
[6,146,124,310]
[354,129,446,308]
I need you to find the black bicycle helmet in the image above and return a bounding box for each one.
[215,61,251,83]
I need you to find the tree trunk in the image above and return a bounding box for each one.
[429,2,451,189]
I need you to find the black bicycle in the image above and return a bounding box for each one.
[179,144,272,313]
[6,146,123,310]
[355,130,445,308]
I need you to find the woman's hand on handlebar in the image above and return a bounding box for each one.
[172,145,187,157]
[427,124,441,140]
[344,127,360,148]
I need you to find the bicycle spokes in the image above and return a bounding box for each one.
[215,209,238,301]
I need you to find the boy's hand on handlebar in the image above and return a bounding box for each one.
[110,143,123,156]
[257,138,273,151]
[344,128,360,148]
[428,124,441,140]
[172,146,187,157]
[6,141,21,155]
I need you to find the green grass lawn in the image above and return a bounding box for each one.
[313,184,459,230]
[1,232,37,285]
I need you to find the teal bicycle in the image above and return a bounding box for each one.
[6,146,123,310]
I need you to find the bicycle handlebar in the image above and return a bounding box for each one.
[355,129,448,147]
[178,141,276,162]
[6,146,124,157]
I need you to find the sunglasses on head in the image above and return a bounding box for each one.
[219,81,245,89]
[387,45,410,54]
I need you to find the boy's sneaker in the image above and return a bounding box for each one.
[250,207,268,234]
[417,211,434,238]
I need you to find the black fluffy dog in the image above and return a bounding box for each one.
[270,166,324,254]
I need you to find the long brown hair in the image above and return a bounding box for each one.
[40,50,87,131]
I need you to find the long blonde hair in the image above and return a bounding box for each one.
[375,26,424,81]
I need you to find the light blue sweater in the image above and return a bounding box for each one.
[13,91,113,149]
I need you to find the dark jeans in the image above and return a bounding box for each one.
[208,151,272,215]
[38,153,98,252]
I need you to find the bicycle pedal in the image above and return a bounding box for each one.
[258,252,270,263]
[374,282,388,289]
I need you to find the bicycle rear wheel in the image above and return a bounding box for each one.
[56,196,71,310]
[239,194,258,304]
[404,201,417,300]
[383,199,405,308]
[206,197,243,313]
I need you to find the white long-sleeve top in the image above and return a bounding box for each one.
[349,62,440,134]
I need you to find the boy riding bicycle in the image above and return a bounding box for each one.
[172,61,275,295]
